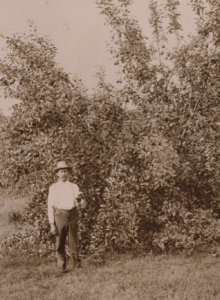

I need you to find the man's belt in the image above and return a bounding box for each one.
[54,207,76,213]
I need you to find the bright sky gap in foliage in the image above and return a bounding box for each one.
[0,0,196,116]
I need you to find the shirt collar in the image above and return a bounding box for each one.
[57,180,70,185]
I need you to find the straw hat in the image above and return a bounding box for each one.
[53,161,71,173]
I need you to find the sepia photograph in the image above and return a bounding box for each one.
[1,0,220,299]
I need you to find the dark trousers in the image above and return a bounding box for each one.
[54,207,78,270]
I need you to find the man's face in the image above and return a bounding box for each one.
[57,169,69,181]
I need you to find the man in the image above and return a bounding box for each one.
[48,161,85,271]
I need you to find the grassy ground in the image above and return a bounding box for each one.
[1,252,220,300]
[1,195,220,299]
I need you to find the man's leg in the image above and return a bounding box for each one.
[68,208,78,270]
[55,210,68,270]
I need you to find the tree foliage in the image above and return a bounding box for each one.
[1,1,220,257]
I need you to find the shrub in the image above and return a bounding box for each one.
[2,1,220,257]
[8,211,23,224]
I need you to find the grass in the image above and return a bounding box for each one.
[1,252,220,299]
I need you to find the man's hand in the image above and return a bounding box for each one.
[76,199,87,209]
[76,192,86,209]
[50,223,57,235]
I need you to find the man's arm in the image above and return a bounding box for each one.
[73,184,86,209]
[48,185,57,235]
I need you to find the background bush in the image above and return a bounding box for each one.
[1,1,220,257]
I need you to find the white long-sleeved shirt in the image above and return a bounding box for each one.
[48,180,81,223]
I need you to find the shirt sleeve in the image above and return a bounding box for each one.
[72,183,83,208]
[48,184,55,224]
[73,183,81,199]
